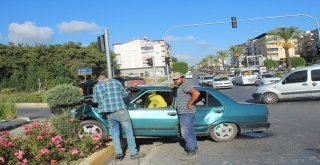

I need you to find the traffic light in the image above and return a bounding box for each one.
[97,35,105,52]
[146,58,153,66]
[231,16,237,28]
[165,57,171,65]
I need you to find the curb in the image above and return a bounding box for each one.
[80,143,115,165]
[0,117,30,131]
[16,103,48,108]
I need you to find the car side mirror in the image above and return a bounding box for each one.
[282,80,287,85]
[128,103,138,110]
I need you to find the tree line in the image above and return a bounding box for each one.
[0,42,113,92]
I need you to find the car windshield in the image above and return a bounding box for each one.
[204,76,213,80]
[262,74,276,78]
[214,77,229,81]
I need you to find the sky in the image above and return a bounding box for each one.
[1,0,320,66]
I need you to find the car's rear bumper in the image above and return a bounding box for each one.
[214,85,233,89]
[239,122,271,132]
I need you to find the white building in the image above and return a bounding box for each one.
[114,38,171,77]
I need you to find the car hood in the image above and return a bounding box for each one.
[262,77,281,81]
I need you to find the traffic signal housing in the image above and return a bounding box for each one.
[146,58,153,66]
[231,16,237,28]
[165,57,171,65]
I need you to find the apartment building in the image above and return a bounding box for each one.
[113,38,171,77]
[297,29,320,62]
[253,33,300,63]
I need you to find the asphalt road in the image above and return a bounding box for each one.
[109,71,320,165]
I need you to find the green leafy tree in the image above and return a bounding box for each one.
[290,57,306,68]
[172,62,188,74]
[263,59,279,70]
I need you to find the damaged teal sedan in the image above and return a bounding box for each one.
[72,86,270,142]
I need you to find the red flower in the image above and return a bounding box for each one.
[51,160,57,164]
[14,150,25,159]
[0,157,5,163]
[69,118,75,122]
[36,135,44,140]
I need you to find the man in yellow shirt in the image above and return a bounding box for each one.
[147,92,167,108]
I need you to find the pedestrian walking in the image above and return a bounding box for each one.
[92,75,145,161]
[171,72,200,161]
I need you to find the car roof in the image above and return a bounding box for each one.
[114,76,145,81]
[135,85,215,92]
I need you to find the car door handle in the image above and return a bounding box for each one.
[302,83,308,86]
[312,82,317,86]
[167,112,177,116]
[214,110,224,113]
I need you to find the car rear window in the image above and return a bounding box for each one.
[125,80,146,87]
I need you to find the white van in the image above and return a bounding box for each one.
[252,64,320,104]
[234,67,259,85]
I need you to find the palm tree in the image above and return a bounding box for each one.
[199,58,209,72]
[207,55,217,73]
[269,27,302,71]
[229,45,245,68]
[217,50,229,72]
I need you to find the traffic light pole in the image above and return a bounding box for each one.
[153,56,156,83]
[104,29,113,79]
[163,14,320,50]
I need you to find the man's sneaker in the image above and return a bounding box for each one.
[181,151,197,161]
[114,154,123,161]
[130,152,146,160]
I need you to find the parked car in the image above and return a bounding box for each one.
[228,74,235,82]
[211,76,233,89]
[72,86,270,142]
[200,75,214,86]
[185,73,193,79]
[78,77,146,96]
[252,64,320,104]
[255,73,281,86]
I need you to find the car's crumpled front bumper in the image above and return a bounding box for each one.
[252,93,263,102]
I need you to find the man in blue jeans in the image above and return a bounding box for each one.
[171,72,200,161]
[93,75,145,161]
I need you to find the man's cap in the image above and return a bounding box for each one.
[171,72,184,79]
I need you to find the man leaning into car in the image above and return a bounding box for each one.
[171,72,200,161]
[92,75,145,161]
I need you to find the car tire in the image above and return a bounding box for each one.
[262,92,278,104]
[209,123,238,142]
[79,120,109,140]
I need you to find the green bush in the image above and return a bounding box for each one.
[0,119,108,164]
[290,57,306,68]
[46,84,83,114]
[0,98,16,121]
[263,59,279,70]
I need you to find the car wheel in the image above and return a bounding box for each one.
[79,120,109,140]
[262,92,278,104]
[209,123,238,142]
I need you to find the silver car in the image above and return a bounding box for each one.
[255,73,281,86]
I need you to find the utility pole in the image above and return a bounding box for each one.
[104,29,113,79]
